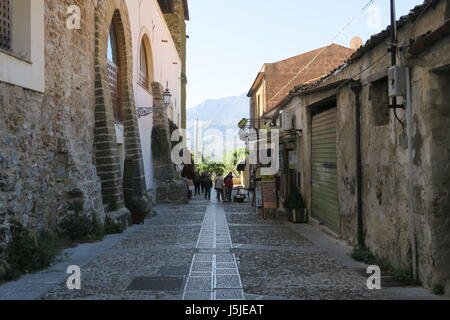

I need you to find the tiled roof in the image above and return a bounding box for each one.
[291,0,441,94]
[272,0,442,113]
[249,44,354,114]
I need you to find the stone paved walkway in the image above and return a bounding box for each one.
[0,191,445,300]
[183,203,244,300]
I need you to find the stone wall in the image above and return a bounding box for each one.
[0,0,103,274]
[291,0,450,291]
[0,0,152,275]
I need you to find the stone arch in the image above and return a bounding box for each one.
[93,0,147,222]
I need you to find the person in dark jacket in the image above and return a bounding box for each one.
[204,175,213,200]
[200,173,206,194]
[193,173,201,195]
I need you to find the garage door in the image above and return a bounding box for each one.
[311,107,339,233]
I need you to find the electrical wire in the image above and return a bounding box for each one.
[336,51,389,91]
[265,0,377,106]
[333,50,406,130]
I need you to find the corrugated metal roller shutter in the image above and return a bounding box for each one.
[311,107,339,233]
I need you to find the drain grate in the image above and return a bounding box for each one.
[126,277,184,291]
[158,266,190,277]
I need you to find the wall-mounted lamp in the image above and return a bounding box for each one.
[163,88,172,107]
[137,88,172,118]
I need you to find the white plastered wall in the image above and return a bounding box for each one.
[126,0,182,191]
[0,0,44,92]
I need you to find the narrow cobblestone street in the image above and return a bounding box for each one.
[0,192,431,300]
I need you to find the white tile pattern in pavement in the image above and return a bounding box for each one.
[183,203,244,300]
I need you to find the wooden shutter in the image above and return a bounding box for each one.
[311,107,340,233]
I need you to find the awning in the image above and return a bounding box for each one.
[236,160,246,172]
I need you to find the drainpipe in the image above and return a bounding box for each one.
[405,67,419,281]
[350,82,364,248]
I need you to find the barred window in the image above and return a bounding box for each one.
[138,42,149,89]
[107,23,122,123]
[0,0,11,52]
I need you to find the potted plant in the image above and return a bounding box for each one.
[283,191,307,223]
[131,196,149,225]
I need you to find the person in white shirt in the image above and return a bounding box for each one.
[214,174,224,202]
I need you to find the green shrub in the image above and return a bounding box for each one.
[283,191,305,209]
[3,231,61,282]
[432,283,444,295]
[351,246,414,284]
[67,200,84,214]
[91,213,105,241]
[352,246,375,264]
[104,217,124,235]
[59,213,94,242]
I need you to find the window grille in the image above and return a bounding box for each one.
[138,70,149,90]
[107,60,121,122]
[138,43,150,90]
[0,0,11,52]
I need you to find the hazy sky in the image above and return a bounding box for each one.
[186,0,424,108]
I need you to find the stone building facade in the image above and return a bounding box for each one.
[271,0,450,293]
[0,0,187,277]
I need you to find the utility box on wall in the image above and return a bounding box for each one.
[280,110,293,131]
[388,66,407,97]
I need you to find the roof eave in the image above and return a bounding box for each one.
[183,0,190,20]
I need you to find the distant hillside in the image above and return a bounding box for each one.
[186,94,249,157]
[187,94,249,123]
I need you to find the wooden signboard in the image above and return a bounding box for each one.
[261,176,277,209]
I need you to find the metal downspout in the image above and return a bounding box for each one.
[405,67,418,281]
[351,83,364,248]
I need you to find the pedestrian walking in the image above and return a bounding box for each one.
[224,172,234,202]
[214,173,224,202]
[204,175,213,200]
[194,173,201,195]
[200,173,206,194]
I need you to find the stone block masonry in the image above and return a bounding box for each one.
[151,82,187,204]
[0,0,151,276]
[0,1,104,274]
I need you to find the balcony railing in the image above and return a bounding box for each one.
[138,70,149,90]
